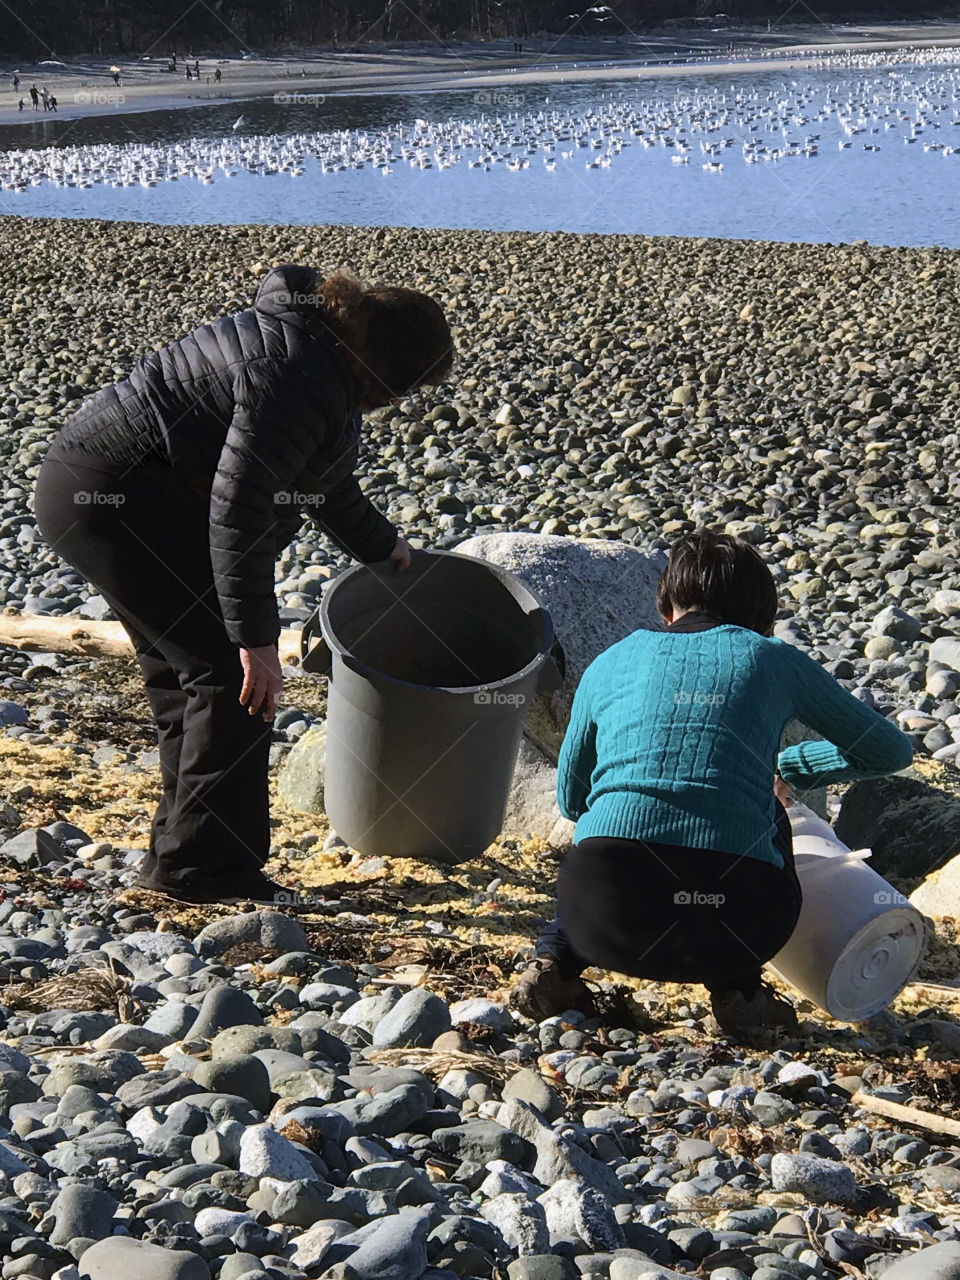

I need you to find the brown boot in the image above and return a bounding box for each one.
[709,981,799,1041]
[511,957,595,1021]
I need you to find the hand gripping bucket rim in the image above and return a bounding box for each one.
[307,547,562,695]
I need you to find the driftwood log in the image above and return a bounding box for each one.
[851,1090,960,1144]
[0,613,306,667]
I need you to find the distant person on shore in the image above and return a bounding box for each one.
[17,98,23,112]
[214,66,222,82]
[29,85,38,110]
[512,530,913,1039]
[48,94,57,112]
[185,66,192,80]
[40,86,50,111]
[112,71,121,86]
[12,74,20,91]
[194,58,200,75]
[35,266,453,906]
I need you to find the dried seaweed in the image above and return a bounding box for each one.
[2,964,134,1021]
[365,1046,521,1083]
[280,1118,326,1155]
[903,1059,960,1108]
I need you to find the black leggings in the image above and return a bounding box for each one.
[537,803,802,997]
[34,445,272,891]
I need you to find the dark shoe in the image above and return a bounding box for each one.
[709,981,799,1040]
[130,869,286,906]
[512,957,595,1021]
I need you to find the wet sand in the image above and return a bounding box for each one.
[2,23,960,130]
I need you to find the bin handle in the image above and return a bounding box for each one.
[794,845,873,863]
[300,607,333,676]
[537,637,566,694]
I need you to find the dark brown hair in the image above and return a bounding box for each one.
[320,271,453,404]
[656,529,778,636]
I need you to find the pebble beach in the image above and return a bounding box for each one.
[2,212,960,1279]
[5,216,960,755]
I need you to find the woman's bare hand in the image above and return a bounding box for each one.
[239,644,283,721]
[774,773,795,808]
[387,536,413,571]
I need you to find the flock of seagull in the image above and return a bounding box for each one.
[2,47,960,194]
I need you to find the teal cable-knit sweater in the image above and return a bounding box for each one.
[556,625,913,867]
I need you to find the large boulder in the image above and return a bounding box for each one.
[501,737,575,846]
[454,533,666,760]
[836,774,960,884]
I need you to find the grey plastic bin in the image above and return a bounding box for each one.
[301,549,562,863]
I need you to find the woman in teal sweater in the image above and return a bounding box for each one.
[514,530,913,1038]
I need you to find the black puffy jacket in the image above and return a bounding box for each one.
[52,264,398,648]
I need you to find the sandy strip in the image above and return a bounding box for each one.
[2,24,960,133]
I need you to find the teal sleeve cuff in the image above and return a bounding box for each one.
[778,733,914,789]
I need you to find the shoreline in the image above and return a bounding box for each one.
[1,22,959,132]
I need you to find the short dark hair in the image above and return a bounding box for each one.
[656,529,778,636]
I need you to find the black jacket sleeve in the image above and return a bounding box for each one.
[209,360,323,648]
[309,450,398,564]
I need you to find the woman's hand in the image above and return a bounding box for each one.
[774,773,795,808]
[239,645,283,721]
[387,536,412,571]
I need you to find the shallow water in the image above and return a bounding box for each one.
[2,62,960,247]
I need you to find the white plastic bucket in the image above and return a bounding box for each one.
[769,802,926,1022]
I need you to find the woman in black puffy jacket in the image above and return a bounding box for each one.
[35,265,453,903]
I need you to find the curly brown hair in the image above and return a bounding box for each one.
[319,270,454,406]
